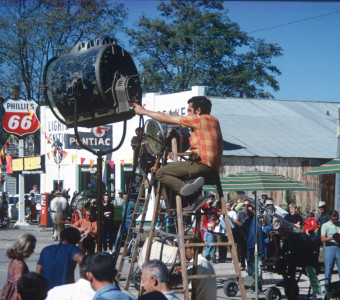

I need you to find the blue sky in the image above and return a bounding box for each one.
[114,1,340,102]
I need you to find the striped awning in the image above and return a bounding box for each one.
[305,158,340,175]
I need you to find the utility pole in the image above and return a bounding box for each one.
[335,107,340,211]
[12,86,29,227]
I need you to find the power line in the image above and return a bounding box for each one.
[249,10,340,33]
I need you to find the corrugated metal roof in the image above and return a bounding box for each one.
[210,97,340,158]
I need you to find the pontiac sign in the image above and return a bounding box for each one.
[64,125,112,151]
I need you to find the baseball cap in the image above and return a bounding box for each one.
[318,201,326,208]
[265,199,274,205]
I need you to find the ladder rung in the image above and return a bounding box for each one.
[121,257,137,263]
[171,289,186,294]
[160,209,176,213]
[188,273,241,280]
[164,262,193,267]
[154,227,179,238]
[184,242,233,247]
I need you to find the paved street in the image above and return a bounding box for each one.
[0,224,331,299]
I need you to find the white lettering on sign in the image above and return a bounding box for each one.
[2,99,39,136]
[48,120,66,132]
[159,107,186,116]
[69,137,111,146]
[49,133,64,143]
[5,101,35,111]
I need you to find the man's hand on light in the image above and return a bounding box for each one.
[133,103,145,115]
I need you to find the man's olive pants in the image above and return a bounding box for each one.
[156,160,217,195]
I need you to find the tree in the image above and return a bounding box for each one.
[128,0,283,98]
[0,0,128,102]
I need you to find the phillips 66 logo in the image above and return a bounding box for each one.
[2,99,40,137]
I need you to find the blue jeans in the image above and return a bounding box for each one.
[114,219,132,253]
[205,246,216,258]
[324,245,340,285]
[247,248,255,276]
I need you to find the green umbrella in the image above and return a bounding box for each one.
[305,158,340,175]
[204,170,316,192]
[203,170,315,299]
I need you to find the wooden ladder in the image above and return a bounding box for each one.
[142,138,247,300]
[116,173,155,288]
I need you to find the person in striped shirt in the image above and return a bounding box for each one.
[133,96,223,212]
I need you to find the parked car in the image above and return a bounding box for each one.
[8,194,41,221]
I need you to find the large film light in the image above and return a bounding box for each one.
[43,37,142,128]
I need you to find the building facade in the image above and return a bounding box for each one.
[37,86,339,213]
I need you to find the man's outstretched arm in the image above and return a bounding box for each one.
[133,103,180,125]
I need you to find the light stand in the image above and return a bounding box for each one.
[73,97,127,251]
[43,37,142,252]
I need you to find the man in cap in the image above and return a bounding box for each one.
[234,198,250,270]
[114,190,124,205]
[317,201,330,226]
[241,203,264,276]
[261,193,268,202]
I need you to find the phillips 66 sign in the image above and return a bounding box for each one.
[2,99,40,137]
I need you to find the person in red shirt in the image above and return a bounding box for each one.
[71,206,97,254]
[133,96,223,212]
[303,212,320,235]
[200,195,218,240]
[72,206,98,239]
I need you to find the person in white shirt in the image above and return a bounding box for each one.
[141,259,180,300]
[29,184,40,195]
[214,202,238,262]
[227,202,237,220]
[45,255,95,300]
[114,190,124,205]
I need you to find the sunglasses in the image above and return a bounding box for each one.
[330,218,339,222]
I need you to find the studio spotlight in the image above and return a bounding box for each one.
[43,37,142,128]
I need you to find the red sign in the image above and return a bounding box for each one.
[2,99,39,137]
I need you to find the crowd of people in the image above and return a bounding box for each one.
[66,191,135,256]
[0,228,137,300]
[1,229,215,300]
[195,192,340,295]
[1,195,339,300]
